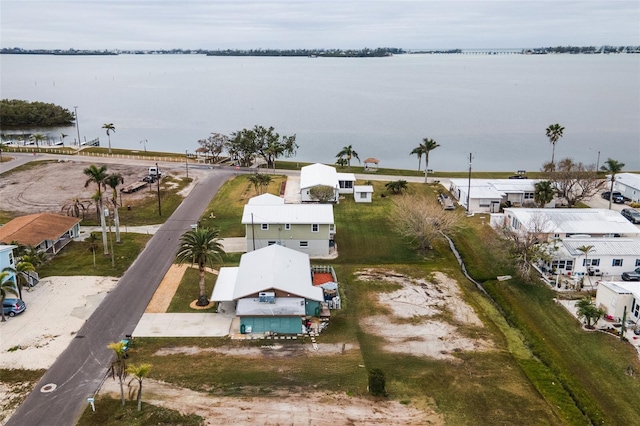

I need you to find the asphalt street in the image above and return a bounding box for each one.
[6,166,235,426]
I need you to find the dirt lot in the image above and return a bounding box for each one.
[0,160,162,216]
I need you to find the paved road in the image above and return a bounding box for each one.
[6,168,235,426]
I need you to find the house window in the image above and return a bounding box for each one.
[299,241,308,248]
[311,224,319,232]
[339,181,353,189]
[583,259,600,267]
[553,234,560,239]
[285,224,291,231]
[268,241,276,246]
[636,259,640,267]
[566,260,573,271]
[479,200,491,207]
[8,252,14,265]
[511,217,520,229]
[359,192,367,199]
[524,192,534,199]
[612,259,623,267]
[261,224,269,230]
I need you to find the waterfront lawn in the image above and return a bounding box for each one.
[198,174,286,238]
[37,233,151,277]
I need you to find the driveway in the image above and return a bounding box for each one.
[133,313,233,337]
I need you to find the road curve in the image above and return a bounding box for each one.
[6,168,235,426]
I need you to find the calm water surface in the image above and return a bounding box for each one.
[1,54,638,171]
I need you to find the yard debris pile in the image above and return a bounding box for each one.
[356,269,493,360]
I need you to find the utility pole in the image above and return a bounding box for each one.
[466,153,472,213]
[156,162,162,216]
[74,106,81,150]
[185,150,189,179]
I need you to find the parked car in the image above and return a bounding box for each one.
[621,267,640,281]
[2,298,26,317]
[620,208,640,224]
[601,191,626,203]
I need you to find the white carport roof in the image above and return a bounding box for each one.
[211,267,238,301]
[211,245,324,302]
[236,297,306,316]
[599,281,640,299]
[242,204,334,224]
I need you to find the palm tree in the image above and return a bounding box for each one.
[84,164,109,255]
[127,363,152,411]
[21,245,47,268]
[105,173,124,242]
[0,271,19,322]
[576,245,595,287]
[422,138,440,184]
[545,123,565,166]
[600,158,625,210]
[29,133,45,148]
[410,144,425,171]
[107,341,128,406]
[102,123,115,154]
[248,173,270,195]
[335,158,347,168]
[385,180,408,194]
[86,232,100,269]
[576,298,605,329]
[533,180,555,207]
[175,228,226,306]
[3,260,35,300]
[335,145,360,172]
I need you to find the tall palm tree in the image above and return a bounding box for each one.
[105,173,124,243]
[422,138,440,183]
[545,123,565,166]
[0,271,19,322]
[107,341,128,406]
[3,260,35,300]
[576,245,595,287]
[126,363,152,411]
[600,158,625,210]
[175,228,226,306]
[102,123,115,154]
[410,143,426,171]
[335,145,360,172]
[84,164,109,255]
[533,180,555,207]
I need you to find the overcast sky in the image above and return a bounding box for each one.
[1,1,639,50]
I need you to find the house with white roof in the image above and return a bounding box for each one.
[493,208,640,241]
[242,193,335,257]
[449,179,541,213]
[299,163,355,203]
[612,172,640,203]
[211,244,325,334]
[595,281,640,324]
[541,238,640,278]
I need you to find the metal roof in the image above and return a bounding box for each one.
[299,163,338,189]
[247,193,285,205]
[242,203,334,224]
[449,178,539,199]
[236,297,306,316]
[505,208,640,235]
[614,173,640,191]
[599,281,640,298]
[210,267,238,301]
[561,238,640,256]
[354,185,374,193]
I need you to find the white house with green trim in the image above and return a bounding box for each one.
[242,193,335,257]
[211,244,325,334]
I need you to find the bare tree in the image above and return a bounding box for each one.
[392,194,462,252]
[197,132,228,163]
[542,158,604,207]
[496,212,555,280]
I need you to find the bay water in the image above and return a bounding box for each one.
[1,53,638,171]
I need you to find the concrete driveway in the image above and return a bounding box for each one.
[133,313,233,337]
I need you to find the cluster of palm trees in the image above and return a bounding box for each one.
[247,173,272,195]
[82,164,124,257]
[107,340,152,411]
[410,138,440,183]
[335,145,360,172]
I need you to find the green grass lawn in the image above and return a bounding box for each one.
[166,267,218,313]
[37,233,152,277]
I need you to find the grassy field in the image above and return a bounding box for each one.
[37,233,152,277]
[77,396,204,425]
[166,267,218,313]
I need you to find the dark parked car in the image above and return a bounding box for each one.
[2,298,26,317]
[622,267,640,281]
[621,208,640,224]
[601,191,626,203]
